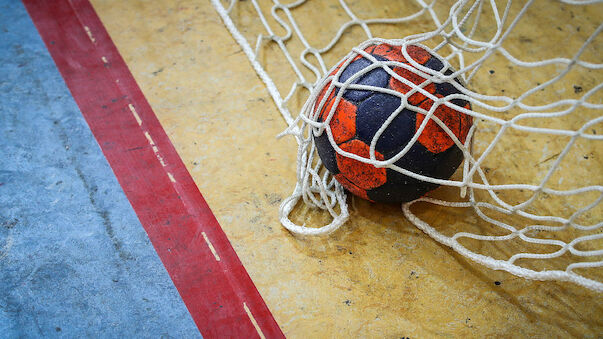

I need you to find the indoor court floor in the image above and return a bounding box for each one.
[1,0,601,337]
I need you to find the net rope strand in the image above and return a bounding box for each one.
[211,0,603,292]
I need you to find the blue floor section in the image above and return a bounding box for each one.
[0,1,201,337]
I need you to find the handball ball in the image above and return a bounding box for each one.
[313,43,473,204]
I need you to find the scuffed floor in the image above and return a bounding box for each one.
[0,1,199,336]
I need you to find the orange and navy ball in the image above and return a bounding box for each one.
[313,43,473,204]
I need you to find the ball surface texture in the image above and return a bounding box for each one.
[313,43,473,203]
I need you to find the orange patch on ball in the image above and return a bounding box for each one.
[334,174,371,201]
[316,86,357,145]
[390,67,436,105]
[368,44,406,63]
[328,99,357,144]
[417,96,464,153]
[336,139,387,190]
[405,45,431,64]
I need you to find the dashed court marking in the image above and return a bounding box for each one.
[201,232,221,261]
[84,25,95,43]
[244,302,266,339]
[128,104,142,126]
[144,131,167,166]
[144,131,155,145]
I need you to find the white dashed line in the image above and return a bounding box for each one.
[128,104,142,126]
[243,302,266,339]
[144,131,155,145]
[84,26,95,43]
[201,232,221,261]
[144,131,167,166]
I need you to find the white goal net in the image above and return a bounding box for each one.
[211,0,603,292]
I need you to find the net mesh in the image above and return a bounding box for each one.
[211,0,603,291]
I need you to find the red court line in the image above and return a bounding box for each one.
[23,0,285,338]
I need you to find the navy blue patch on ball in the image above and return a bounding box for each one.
[429,144,464,180]
[314,130,340,175]
[444,68,464,86]
[424,56,444,72]
[339,55,389,102]
[436,81,462,98]
[366,143,464,203]
[355,93,415,155]
[367,168,438,203]
[392,143,441,175]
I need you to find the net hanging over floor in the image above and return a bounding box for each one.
[211,0,603,292]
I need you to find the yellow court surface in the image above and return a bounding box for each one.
[90,0,601,337]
